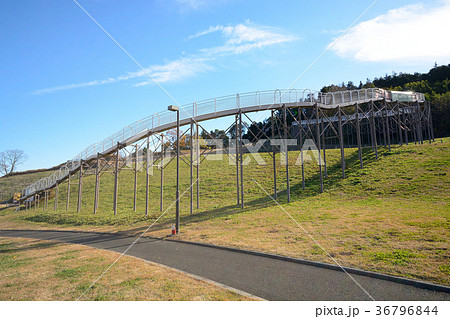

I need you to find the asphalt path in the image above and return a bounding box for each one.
[1,229,449,301]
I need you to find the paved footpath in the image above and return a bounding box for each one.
[1,229,449,301]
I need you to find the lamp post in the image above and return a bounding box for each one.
[168,105,180,233]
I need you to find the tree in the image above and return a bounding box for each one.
[0,150,28,176]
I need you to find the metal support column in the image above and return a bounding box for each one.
[299,109,305,190]
[315,104,324,193]
[385,101,391,151]
[236,114,241,204]
[382,107,387,147]
[94,153,100,215]
[283,104,290,202]
[44,190,48,211]
[66,173,71,211]
[403,108,409,145]
[113,143,120,216]
[396,102,403,146]
[338,107,346,178]
[271,110,277,198]
[370,101,378,159]
[424,102,431,143]
[54,185,58,211]
[196,124,200,209]
[426,102,433,143]
[190,120,194,215]
[145,136,150,216]
[355,104,363,169]
[417,102,424,144]
[411,106,419,145]
[320,111,327,178]
[77,161,83,213]
[428,101,434,142]
[160,134,164,212]
[133,145,138,212]
[238,111,244,208]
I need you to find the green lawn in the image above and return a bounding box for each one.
[0,237,251,300]
[1,138,449,285]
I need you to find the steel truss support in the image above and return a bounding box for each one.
[66,173,71,211]
[355,103,363,169]
[270,110,277,198]
[384,100,391,151]
[320,111,327,178]
[337,107,346,179]
[145,136,150,216]
[133,145,138,212]
[24,97,431,218]
[77,160,84,213]
[196,123,200,210]
[283,104,291,202]
[426,101,434,143]
[396,102,403,146]
[428,101,435,142]
[417,101,424,144]
[43,190,47,212]
[160,134,164,212]
[94,153,100,214]
[113,143,120,216]
[299,109,305,190]
[235,114,241,204]
[190,120,194,215]
[54,185,58,211]
[369,101,378,159]
[238,111,244,208]
[315,104,324,193]
[403,107,409,145]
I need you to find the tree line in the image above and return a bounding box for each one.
[321,64,450,138]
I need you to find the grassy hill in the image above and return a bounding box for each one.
[1,138,449,285]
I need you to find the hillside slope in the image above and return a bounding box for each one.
[1,138,449,285]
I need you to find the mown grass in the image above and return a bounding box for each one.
[1,138,449,285]
[0,237,252,300]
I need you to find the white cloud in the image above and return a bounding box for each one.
[32,78,118,95]
[33,21,295,94]
[331,1,450,63]
[190,22,296,56]
[187,25,223,40]
[132,57,212,87]
[31,57,210,95]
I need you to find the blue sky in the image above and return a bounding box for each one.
[1,0,449,172]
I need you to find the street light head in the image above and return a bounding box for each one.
[168,105,179,112]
